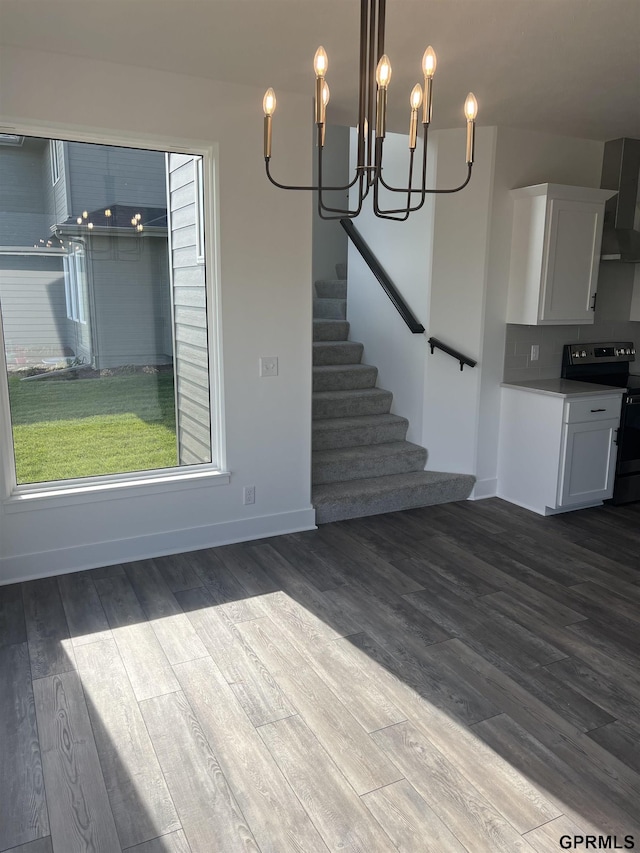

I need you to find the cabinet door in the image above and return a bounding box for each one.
[558,418,619,507]
[540,199,603,323]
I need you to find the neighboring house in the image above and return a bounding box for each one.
[0,135,171,369]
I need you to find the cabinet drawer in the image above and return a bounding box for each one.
[564,396,622,424]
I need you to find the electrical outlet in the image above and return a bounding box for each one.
[243,485,256,505]
[530,344,540,362]
[260,356,278,377]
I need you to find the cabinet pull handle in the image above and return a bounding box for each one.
[590,408,606,412]
[590,293,598,311]
[614,428,619,446]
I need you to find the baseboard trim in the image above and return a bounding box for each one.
[469,478,497,500]
[0,507,317,584]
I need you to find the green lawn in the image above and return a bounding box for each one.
[8,372,178,484]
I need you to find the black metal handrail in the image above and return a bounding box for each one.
[340,218,425,334]
[428,337,477,371]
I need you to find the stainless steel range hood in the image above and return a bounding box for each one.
[600,137,640,263]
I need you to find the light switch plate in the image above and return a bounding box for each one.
[260,356,278,377]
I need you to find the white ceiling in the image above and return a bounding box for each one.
[1,0,639,141]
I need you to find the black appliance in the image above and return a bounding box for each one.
[561,341,640,504]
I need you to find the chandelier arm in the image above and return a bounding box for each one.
[366,0,377,178]
[265,158,361,193]
[356,0,368,172]
[425,163,473,194]
[378,125,428,194]
[317,144,365,217]
[374,149,419,217]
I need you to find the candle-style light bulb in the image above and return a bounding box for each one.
[409,85,423,150]
[464,92,478,164]
[422,46,437,124]
[375,55,392,89]
[422,46,437,78]
[82,211,88,219]
[263,88,276,159]
[464,92,478,122]
[313,46,328,79]
[76,217,82,225]
[263,88,276,117]
[104,208,112,218]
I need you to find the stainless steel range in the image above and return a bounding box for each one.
[562,341,640,504]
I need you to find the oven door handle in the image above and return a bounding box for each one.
[614,428,619,446]
[590,408,606,412]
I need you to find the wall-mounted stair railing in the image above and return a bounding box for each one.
[340,218,477,371]
[340,218,425,334]
[428,337,477,371]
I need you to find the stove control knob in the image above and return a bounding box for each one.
[625,348,631,355]
[581,350,587,358]
[573,351,581,358]
[632,348,636,355]
[614,348,621,356]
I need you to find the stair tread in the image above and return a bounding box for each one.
[313,387,390,398]
[312,470,476,522]
[313,470,474,500]
[313,363,374,373]
[313,413,407,430]
[313,440,426,463]
[312,340,362,349]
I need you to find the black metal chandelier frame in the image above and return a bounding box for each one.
[263,0,476,221]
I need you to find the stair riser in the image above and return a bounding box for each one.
[313,297,347,320]
[314,280,347,299]
[313,343,364,366]
[313,447,427,485]
[313,392,393,419]
[313,321,350,342]
[313,367,377,392]
[313,421,408,450]
[313,476,475,523]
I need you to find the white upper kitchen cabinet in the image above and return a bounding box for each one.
[506,183,616,325]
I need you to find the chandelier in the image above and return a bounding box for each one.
[263,0,478,221]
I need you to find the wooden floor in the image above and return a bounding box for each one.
[1,498,640,853]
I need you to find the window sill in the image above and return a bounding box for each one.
[3,467,231,513]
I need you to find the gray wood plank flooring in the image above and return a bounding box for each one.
[1,497,639,852]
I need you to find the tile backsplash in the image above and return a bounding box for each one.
[503,263,640,382]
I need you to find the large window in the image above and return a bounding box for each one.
[63,243,87,323]
[0,135,217,488]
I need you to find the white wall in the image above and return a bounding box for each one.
[423,126,497,478]
[0,45,315,581]
[346,130,435,444]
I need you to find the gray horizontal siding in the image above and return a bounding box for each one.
[67,143,166,212]
[177,410,211,449]
[169,202,197,232]
[174,324,207,349]
[168,153,211,466]
[169,161,195,192]
[173,285,206,308]
[175,340,208,368]
[170,225,197,251]
[0,267,74,356]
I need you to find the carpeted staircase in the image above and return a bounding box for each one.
[311,276,475,523]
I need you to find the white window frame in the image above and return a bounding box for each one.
[63,244,87,323]
[49,139,61,184]
[0,124,226,509]
[194,155,206,264]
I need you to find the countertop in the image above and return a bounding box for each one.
[500,378,626,398]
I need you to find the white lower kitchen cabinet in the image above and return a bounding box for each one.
[498,381,623,515]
